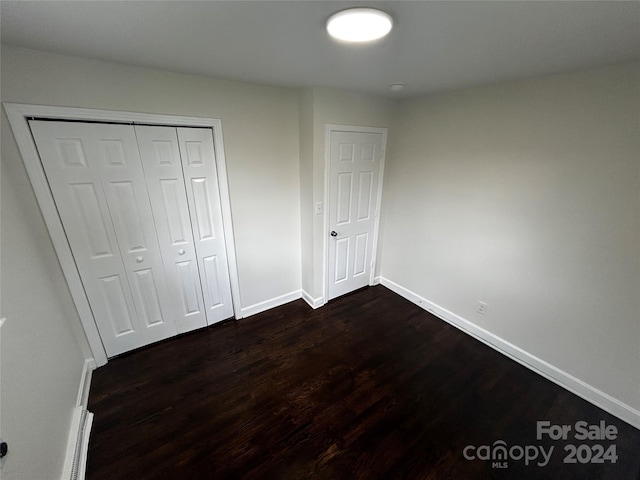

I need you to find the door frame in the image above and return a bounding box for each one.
[4,103,243,366]
[323,124,387,302]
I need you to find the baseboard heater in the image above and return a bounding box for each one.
[62,406,94,480]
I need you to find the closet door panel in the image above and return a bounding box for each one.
[106,181,147,252]
[92,124,177,344]
[190,178,217,240]
[131,268,165,327]
[176,260,202,314]
[30,121,177,357]
[160,179,190,245]
[177,128,234,324]
[202,254,223,309]
[68,182,115,261]
[100,274,136,335]
[135,125,207,333]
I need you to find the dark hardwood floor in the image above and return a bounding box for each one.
[87,286,640,480]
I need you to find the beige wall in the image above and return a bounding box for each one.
[1,45,301,480]
[381,62,640,410]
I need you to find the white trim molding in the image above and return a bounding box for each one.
[379,276,640,430]
[75,358,97,410]
[61,357,96,480]
[301,290,325,309]
[3,103,243,365]
[240,290,302,318]
[61,407,93,480]
[323,124,388,302]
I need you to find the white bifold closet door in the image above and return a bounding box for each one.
[135,126,234,329]
[29,120,233,357]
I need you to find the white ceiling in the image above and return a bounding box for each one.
[2,1,639,98]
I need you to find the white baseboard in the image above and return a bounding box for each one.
[75,358,97,409]
[301,290,325,309]
[62,357,96,480]
[61,407,93,480]
[379,276,640,430]
[240,290,302,318]
[75,410,93,480]
[372,276,381,285]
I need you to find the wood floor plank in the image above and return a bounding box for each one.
[87,286,640,479]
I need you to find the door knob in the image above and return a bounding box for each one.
[136,256,144,263]
[178,249,186,255]
[330,231,337,237]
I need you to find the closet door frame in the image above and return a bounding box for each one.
[4,103,243,366]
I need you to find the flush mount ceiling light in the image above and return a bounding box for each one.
[326,8,393,43]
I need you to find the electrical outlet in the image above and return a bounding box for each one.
[477,301,487,315]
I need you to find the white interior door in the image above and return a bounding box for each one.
[134,125,209,333]
[327,130,384,300]
[30,120,178,356]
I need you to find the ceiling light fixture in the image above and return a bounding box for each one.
[326,8,393,43]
